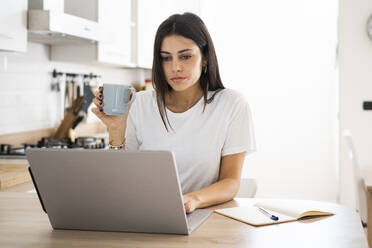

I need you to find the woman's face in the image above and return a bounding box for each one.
[160,35,205,92]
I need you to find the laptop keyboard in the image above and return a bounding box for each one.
[186,210,207,224]
[186,209,213,232]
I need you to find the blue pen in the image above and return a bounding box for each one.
[257,206,279,221]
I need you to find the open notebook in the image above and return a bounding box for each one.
[215,201,334,227]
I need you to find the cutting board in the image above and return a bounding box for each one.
[0,162,31,190]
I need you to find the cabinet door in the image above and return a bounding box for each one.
[137,0,177,69]
[0,0,27,52]
[98,0,133,66]
[62,0,132,67]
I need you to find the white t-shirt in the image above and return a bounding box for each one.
[125,88,256,194]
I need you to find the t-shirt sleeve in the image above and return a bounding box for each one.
[125,99,140,151]
[221,97,256,157]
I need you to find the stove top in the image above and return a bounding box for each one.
[0,136,107,159]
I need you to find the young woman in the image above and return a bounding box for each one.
[92,13,256,213]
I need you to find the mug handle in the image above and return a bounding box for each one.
[127,87,136,105]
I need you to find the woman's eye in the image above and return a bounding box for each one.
[161,57,171,61]
[181,55,192,60]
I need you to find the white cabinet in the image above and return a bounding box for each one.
[28,10,112,45]
[52,0,133,67]
[0,0,27,52]
[97,0,132,66]
[135,0,200,69]
[136,0,175,69]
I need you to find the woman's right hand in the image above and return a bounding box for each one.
[91,86,132,133]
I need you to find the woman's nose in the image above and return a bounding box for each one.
[171,60,182,72]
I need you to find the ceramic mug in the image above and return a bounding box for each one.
[103,84,136,115]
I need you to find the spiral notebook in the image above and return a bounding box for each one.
[215,201,334,227]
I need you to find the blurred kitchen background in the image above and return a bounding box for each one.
[1,0,371,212]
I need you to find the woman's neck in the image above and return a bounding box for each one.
[166,83,204,113]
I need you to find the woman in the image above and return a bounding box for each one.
[92,13,256,213]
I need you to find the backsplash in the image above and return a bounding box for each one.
[0,42,149,135]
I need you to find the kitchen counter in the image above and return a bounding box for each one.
[0,159,30,190]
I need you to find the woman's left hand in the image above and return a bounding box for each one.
[183,194,200,213]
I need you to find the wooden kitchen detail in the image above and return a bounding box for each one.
[0,122,108,191]
[0,161,30,190]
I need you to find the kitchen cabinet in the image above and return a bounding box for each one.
[52,0,134,67]
[28,10,111,45]
[135,0,200,69]
[0,0,27,52]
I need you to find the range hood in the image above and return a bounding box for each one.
[28,10,114,45]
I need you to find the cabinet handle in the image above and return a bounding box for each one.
[83,27,91,32]
[0,33,13,40]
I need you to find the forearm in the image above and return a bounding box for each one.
[187,178,240,209]
[108,123,127,146]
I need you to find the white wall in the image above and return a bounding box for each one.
[339,0,372,209]
[0,42,146,135]
[201,0,339,201]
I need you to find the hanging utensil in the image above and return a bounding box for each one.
[83,77,95,113]
[64,76,70,113]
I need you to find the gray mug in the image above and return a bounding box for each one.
[103,84,136,115]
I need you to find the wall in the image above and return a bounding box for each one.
[0,42,148,135]
[201,0,339,202]
[339,0,372,209]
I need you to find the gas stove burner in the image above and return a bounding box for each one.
[36,137,70,148]
[1,144,12,154]
[0,143,28,158]
[74,137,106,149]
[0,136,107,159]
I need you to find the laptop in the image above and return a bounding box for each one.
[26,148,212,235]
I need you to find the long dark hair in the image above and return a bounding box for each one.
[152,12,225,132]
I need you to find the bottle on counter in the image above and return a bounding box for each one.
[131,81,146,92]
[145,79,153,91]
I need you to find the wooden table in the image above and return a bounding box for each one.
[0,192,367,248]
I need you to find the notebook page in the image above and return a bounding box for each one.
[254,200,332,219]
[215,206,295,226]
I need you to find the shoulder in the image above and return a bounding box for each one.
[213,88,248,106]
[135,89,155,99]
[132,89,155,106]
[219,88,245,99]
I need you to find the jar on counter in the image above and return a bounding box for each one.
[145,79,153,91]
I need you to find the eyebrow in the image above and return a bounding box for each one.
[160,49,192,54]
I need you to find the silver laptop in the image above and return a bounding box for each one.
[26,148,212,235]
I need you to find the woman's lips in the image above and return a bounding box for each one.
[171,77,186,83]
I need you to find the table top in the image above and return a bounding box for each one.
[0,192,368,248]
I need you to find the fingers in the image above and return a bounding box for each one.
[93,86,104,111]
[184,202,191,213]
[94,86,103,97]
[91,107,108,123]
[93,97,103,110]
[94,86,103,99]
